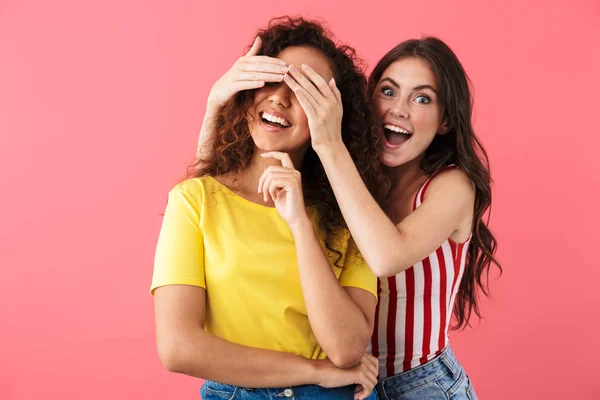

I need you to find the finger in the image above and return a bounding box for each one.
[258,167,268,193]
[353,385,364,400]
[365,356,378,377]
[269,178,287,202]
[329,78,343,105]
[261,170,278,201]
[245,37,262,57]
[364,368,378,388]
[242,62,289,74]
[243,55,287,66]
[287,65,323,104]
[262,171,294,201]
[260,151,295,169]
[294,87,319,120]
[301,64,335,100]
[235,72,285,82]
[233,80,266,93]
[354,383,369,400]
[261,173,272,202]
[284,75,317,119]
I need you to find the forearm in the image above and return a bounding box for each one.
[196,104,219,160]
[290,217,371,367]
[163,328,322,387]
[316,144,408,276]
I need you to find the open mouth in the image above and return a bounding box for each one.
[260,111,292,129]
[383,123,412,147]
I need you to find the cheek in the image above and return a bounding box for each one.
[414,109,441,134]
[374,102,387,120]
[293,107,310,133]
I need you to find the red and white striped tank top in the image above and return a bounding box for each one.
[368,165,471,379]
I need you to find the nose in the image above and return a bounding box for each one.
[268,83,292,108]
[390,97,409,119]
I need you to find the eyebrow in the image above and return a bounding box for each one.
[380,77,438,94]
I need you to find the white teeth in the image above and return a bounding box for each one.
[384,124,411,135]
[262,112,291,127]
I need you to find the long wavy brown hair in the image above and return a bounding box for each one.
[192,16,384,265]
[367,37,502,329]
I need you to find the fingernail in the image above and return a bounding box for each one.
[302,64,309,70]
[280,66,289,72]
[289,65,297,72]
[278,60,286,65]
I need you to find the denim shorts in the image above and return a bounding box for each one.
[374,347,477,400]
[201,381,361,399]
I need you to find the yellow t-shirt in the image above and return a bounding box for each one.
[151,176,376,360]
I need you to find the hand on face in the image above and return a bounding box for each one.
[283,64,344,152]
[207,37,288,110]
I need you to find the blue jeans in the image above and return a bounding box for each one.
[374,347,477,400]
[201,381,363,399]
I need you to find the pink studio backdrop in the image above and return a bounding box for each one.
[1,1,599,399]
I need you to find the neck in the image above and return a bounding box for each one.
[384,155,427,195]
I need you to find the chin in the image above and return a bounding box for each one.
[380,152,403,168]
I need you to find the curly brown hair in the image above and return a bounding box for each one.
[367,37,502,329]
[192,16,384,266]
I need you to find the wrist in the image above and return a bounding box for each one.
[204,101,220,118]
[308,359,329,386]
[287,212,312,236]
[313,139,346,162]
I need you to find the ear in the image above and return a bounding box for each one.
[437,119,450,135]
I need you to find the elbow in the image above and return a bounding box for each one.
[328,349,364,369]
[370,261,398,278]
[157,339,191,374]
[368,254,408,278]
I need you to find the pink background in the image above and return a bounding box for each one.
[1,1,599,399]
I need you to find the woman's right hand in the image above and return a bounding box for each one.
[315,354,379,400]
[206,37,289,110]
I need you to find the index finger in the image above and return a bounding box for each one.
[245,37,262,57]
[301,64,335,100]
[260,151,295,169]
[243,55,287,66]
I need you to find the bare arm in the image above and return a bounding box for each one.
[155,284,323,387]
[316,144,475,277]
[154,284,379,396]
[290,218,376,368]
[196,105,218,161]
[258,152,376,369]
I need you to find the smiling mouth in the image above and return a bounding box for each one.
[383,123,412,146]
[260,111,292,128]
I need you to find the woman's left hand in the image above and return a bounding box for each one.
[258,152,308,227]
[284,64,344,152]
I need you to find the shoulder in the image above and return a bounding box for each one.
[168,176,215,198]
[420,167,475,216]
[424,167,474,200]
[165,177,216,213]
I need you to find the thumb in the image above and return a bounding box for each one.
[246,36,262,56]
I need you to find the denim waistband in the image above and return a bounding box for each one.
[378,346,463,394]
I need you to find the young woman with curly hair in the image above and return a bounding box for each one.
[151,16,383,400]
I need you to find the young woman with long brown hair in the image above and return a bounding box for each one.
[275,37,502,399]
